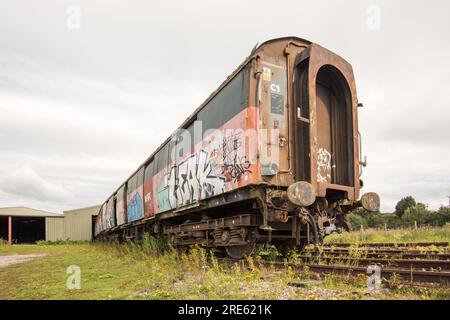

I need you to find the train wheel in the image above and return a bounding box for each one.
[224,227,257,259]
[225,241,256,259]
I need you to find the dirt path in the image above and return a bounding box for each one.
[0,254,47,269]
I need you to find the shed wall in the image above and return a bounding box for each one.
[45,217,65,241]
[63,205,101,241]
[64,212,92,241]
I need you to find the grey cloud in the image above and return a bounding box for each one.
[0,166,73,202]
[0,0,449,212]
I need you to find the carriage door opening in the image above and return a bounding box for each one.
[315,65,354,187]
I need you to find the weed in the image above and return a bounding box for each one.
[0,237,449,300]
[325,225,450,244]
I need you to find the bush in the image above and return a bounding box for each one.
[0,238,7,245]
[141,233,170,255]
[402,204,430,227]
[395,196,416,217]
[347,213,368,230]
[343,202,450,230]
[36,239,87,246]
[430,207,450,227]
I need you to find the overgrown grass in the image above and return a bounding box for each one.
[325,225,450,244]
[0,235,449,300]
[36,240,88,246]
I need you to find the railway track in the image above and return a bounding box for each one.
[304,250,450,261]
[322,242,449,248]
[287,262,450,286]
[216,242,450,286]
[296,255,450,271]
[305,247,449,255]
[218,258,450,286]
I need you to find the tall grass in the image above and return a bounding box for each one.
[36,239,88,245]
[1,236,449,299]
[88,235,303,299]
[325,224,450,244]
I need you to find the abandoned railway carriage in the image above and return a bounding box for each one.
[95,37,380,258]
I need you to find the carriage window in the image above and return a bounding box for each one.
[155,144,169,172]
[198,69,248,133]
[137,167,144,186]
[127,173,138,194]
[107,196,115,217]
[117,185,125,201]
[174,121,198,160]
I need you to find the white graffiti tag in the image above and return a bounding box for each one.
[317,148,332,183]
[164,149,227,208]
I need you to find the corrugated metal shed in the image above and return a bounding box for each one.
[0,205,100,243]
[63,205,101,241]
[0,207,64,242]
[46,217,65,241]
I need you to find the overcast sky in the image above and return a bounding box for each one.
[0,0,449,213]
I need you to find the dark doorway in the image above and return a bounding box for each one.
[0,216,46,243]
[315,66,354,187]
[0,216,8,241]
[91,215,97,241]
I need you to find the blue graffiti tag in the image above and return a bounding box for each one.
[127,192,144,222]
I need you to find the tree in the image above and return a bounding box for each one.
[429,206,450,226]
[401,204,429,227]
[395,196,416,217]
[347,213,368,231]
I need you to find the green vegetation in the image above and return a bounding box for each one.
[1,235,449,300]
[325,224,450,244]
[347,205,450,231]
[395,196,417,217]
[347,196,450,231]
[36,239,89,246]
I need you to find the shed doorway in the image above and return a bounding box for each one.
[0,216,45,244]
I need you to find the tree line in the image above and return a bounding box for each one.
[347,196,450,230]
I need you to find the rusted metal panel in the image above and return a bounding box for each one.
[306,44,360,201]
[143,163,155,219]
[258,59,289,177]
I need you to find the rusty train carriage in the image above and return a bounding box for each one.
[94,37,380,259]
